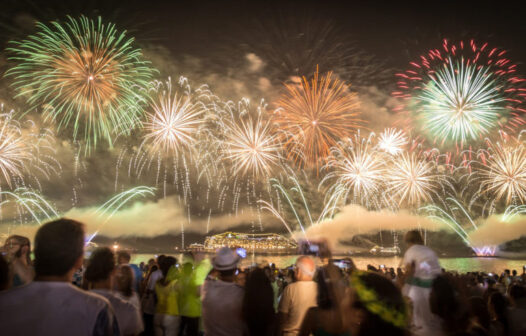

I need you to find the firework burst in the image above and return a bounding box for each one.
[0,114,31,188]
[378,128,408,155]
[387,152,440,206]
[7,16,155,152]
[141,78,206,157]
[274,69,362,168]
[322,134,385,208]
[480,138,526,204]
[223,108,281,177]
[394,39,525,147]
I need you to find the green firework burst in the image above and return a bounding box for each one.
[6,15,156,152]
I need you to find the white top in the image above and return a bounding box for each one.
[147,269,163,291]
[202,279,244,336]
[91,289,144,336]
[116,291,142,311]
[278,281,318,336]
[402,244,442,280]
[0,281,117,336]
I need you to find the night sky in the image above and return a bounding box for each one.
[1,0,526,245]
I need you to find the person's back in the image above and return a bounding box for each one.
[202,247,244,336]
[0,281,115,336]
[86,248,143,336]
[202,277,244,335]
[279,256,318,336]
[0,219,118,336]
[401,230,442,336]
[299,265,348,336]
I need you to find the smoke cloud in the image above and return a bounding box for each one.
[469,214,526,247]
[1,196,277,241]
[298,204,440,250]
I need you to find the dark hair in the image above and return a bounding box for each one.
[509,284,526,303]
[159,256,176,278]
[116,250,131,263]
[351,272,408,336]
[489,292,509,335]
[430,275,471,335]
[116,265,134,297]
[404,230,424,245]
[468,297,490,330]
[219,269,236,277]
[242,268,276,336]
[85,247,115,283]
[6,235,32,265]
[317,264,344,310]
[34,219,85,277]
[0,254,9,290]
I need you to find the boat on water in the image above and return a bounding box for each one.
[369,245,401,256]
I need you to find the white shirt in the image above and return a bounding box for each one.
[278,281,318,336]
[116,291,142,311]
[402,244,441,280]
[91,289,144,336]
[0,281,117,336]
[147,269,163,291]
[202,279,244,336]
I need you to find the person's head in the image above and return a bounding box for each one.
[509,284,526,306]
[295,256,315,281]
[343,271,408,336]
[3,235,31,265]
[316,264,345,310]
[85,247,115,285]
[512,269,517,277]
[488,291,508,321]
[116,250,131,265]
[115,264,134,297]
[242,268,275,336]
[430,275,471,334]
[468,296,490,330]
[34,219,85,278]
[404,230,424,246]
[212,247,240,281]
[159,256,176,277]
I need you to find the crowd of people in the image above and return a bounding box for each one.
[1,218,526,336]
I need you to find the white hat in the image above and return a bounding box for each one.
[212,247,240,271]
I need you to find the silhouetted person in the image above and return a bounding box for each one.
[242,268,277,336]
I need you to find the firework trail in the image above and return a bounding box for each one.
[7,15,155,153]
[0,188,59,225]
[275,68,362,168]
[394,39,525,148]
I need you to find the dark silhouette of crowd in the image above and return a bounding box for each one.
[1,219,526,336]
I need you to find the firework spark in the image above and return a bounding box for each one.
[275,69,362,167]
[378,128,408,155]
[387,152,440,206]
[7,16,155,152]
[394,39,525,147]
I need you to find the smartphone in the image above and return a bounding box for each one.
[380,264,386,269]
[236,247,247,259]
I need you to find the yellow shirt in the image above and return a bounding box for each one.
[155,280,179,315]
